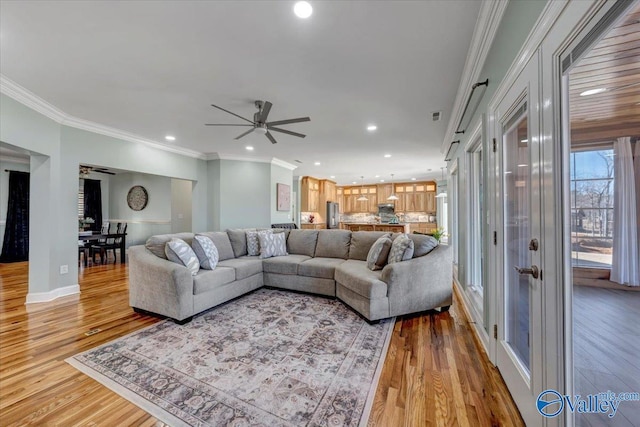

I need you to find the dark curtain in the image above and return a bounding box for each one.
[0,171,30,263]
[83,179,102,232]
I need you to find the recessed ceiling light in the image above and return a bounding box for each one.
[411,177,416,181]
[367,124,377,132]
[384,154,391,158]
[165,135,176,141]
[294,1,313,19]
[246,146,254,151]
[330,175,335,178]
[352,181,357,184]
[375,175,380,178]
[314,161,321,166]
[579,88,607,96]
[380,180,385,182]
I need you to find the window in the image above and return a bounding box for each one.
[78,178,85,219]
[570,147,614,268]
[451,166,459,265]
[468,145,484,294]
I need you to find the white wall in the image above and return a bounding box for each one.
[171,178,193,233]
[109,172,172,247]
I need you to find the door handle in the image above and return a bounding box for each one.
[514,265,539,279]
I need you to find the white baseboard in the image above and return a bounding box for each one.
[25,284,80,304]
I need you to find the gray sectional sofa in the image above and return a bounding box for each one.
[128,229,452,323]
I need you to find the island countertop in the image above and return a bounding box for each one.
[339,223,410,232]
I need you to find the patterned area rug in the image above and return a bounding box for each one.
[67,289,394,426]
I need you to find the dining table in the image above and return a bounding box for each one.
[78,231,127,264]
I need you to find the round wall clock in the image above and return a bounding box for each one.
[127,185,148,211]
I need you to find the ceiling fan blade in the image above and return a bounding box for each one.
[257,101,272,123]
[265,131,278,144]
[266,117,310,126]
[268,127,306,138]
[210,104,255,124]
[234,128,255,140]
[205,123,253,126]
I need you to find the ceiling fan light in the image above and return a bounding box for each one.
[254,126,267,135]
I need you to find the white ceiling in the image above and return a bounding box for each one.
[0,1,480,185]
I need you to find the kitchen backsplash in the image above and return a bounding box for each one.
[340,212,436,223]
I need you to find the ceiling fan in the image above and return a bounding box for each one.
[79,165,115,178]
[205,100,310,144]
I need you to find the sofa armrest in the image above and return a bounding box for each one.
[381,244,453,316]
[128,245,194,321]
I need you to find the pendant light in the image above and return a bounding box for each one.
[387,174,399,201]
[436,167,447,198]
[357,176,368,201]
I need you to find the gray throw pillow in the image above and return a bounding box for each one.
[366,236,393,270]
[388,234,415,264]
[227,228,253,257]
[192,235,219,270]
[258,231,288,258]
[247,229,271,256]
[410,233,439,257]
[165,238,200,275]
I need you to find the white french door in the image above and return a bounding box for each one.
[494,52,545,426]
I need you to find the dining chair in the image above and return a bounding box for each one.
[96,222,127,263]
[91,222,113,264]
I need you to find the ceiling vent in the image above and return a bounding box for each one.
[432,111,442,122]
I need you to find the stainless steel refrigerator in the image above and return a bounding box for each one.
[326,202,339,229]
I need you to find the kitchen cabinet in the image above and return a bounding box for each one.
[426,191,436,213]
[377,184,393,204]
[301,177,320,212]
[337,187,344,214]
[340,223,409,233]
[320,180,337,204]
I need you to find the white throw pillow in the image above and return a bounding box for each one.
[258,231,288,259]
[247,229,272,256]
[192,235,219,270]
[366,236,393,270]
[388,234,415,264]
[165,238,200,275]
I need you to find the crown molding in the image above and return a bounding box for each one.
[0,155,30,164]
[441,0,509,154]
[1,74,206,160]
[271,158,298,171]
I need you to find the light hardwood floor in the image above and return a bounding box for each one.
[0,262,523,426]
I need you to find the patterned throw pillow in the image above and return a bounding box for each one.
[258,231,288,259]
[192,235,219,270]
[366,236,393,271]
[165,238,200,275]
[246,229,272,256]
[388,234,415,264]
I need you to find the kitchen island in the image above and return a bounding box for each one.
[340,223,410,233]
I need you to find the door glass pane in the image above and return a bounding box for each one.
[503,106,530,372]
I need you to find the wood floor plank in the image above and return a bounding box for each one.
[0,261,523,425]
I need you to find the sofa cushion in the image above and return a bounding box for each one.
[192,235,219,270]
[165,238,200,275]
[227,228,254,257]
[146,232,195,259]
[348,231,391,261]
[388,234,415,264]
[193,267,236,294]
[259,231,288,258]
[197,232,235,261]
[287,230,319,257]
[299,257,347,279]
[262,254,311,275]
[314,230,351,259]
[217,256,263,280]
[366,236,393,270]
[410,234,439,258]
[335,260,388,299]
